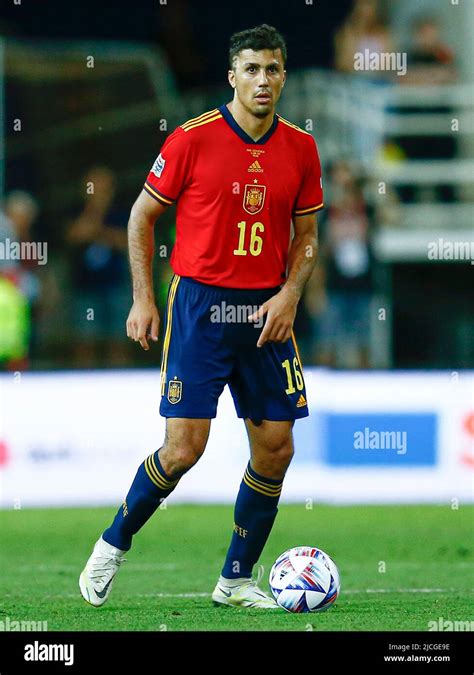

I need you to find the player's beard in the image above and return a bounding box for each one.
[245,97,275,119]
[253,105,272,119]
[236,89,277,120]
[251,90,281,119]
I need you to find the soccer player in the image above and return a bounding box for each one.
[79,23,323,609]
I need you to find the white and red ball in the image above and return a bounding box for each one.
[269,546,340,613]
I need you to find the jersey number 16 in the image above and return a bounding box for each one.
[233,221,264,257]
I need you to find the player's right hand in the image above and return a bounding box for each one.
[126,299,160,351]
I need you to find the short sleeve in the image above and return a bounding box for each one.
[293,135,324,217]
[143,128,192,207]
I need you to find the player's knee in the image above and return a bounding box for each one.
[161,442,205,475]
[273,441,294,469]
[266,431,294,457]
[254,438,294,475]
[173,446,203,471]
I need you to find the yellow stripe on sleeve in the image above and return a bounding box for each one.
[293,202,324,216]
[180,108,219,129]
[143,183,174,205]
[181,113,222,132]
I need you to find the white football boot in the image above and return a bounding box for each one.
[212,565,278,609]
[79,536,127,607]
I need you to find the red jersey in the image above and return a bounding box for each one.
[144,104,323,288]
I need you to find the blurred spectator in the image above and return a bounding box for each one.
[334,0,393,77]
[334,1,395,167]
[370,178,402,228]
[0,201,32,370]
[66,167,130,368]
[0,210,17,275]
[403,15,456,86]
[0,275,30,369]
[4,191,42,307]
[393,15,457,204]
[2,191,42,368]
[306,161,375,369]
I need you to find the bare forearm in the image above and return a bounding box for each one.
[128,207,155,301]
[283,231,318,302]
[249,230,317,347]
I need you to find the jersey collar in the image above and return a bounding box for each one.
[218,103,279,145]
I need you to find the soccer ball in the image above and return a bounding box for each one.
[269,546,340,613]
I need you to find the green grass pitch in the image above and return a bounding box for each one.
[0,504,472,631]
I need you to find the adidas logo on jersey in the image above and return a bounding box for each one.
[296,394,307,408]
[248,160,263,173]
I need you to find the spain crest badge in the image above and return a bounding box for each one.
[243,184,266,215]
[167,378,182,404]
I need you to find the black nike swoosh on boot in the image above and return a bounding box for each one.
[95,578,113,599]
[217,586,232,597]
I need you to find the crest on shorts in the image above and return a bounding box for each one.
[243,184,266,215]
[167,378,182,404]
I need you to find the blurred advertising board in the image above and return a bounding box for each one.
[0,369,472,506]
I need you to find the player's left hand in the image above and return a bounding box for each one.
[248,287,298,348]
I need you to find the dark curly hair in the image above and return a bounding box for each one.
[229,24,287,68]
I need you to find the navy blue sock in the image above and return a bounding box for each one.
[221,462,283,579]
[103,450,183,551]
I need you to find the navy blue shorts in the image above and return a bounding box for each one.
[159,275,309,422]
